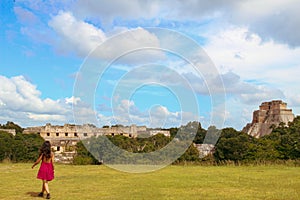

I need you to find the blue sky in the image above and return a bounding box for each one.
[1,0,300,130]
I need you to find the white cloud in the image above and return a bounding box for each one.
[204,27,300,94]
[232,0,300,47]
[0,75,98,127]
[220,98,255,130]
[0,99,5,106]
[71,0,300,47]
[116,99,135,113]
[73,105,99,125]
[181,69,284,106]
[73,0,162,24]
[288,94,300,107]
[201,26,300,127]
[148,105,169,128]
[11,0,300,130]
[28,113,66,121]
[92,27,164,64]
[65,96,81,105]
[219,72,284,105]
[72,0,237,24]
[0,75,66,114]
[103,98,200,128]
[18,1,300,49]
[48,11,164,64]
[48,11,106,56]
[205,27,296,73]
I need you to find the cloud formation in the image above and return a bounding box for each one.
[71,0,300,47]
[7,1,300,129]
[0,75,69,126]
[48,11,163,63]
[0,75,198,128]
[48,11,106,56]
[204,26,300,101]
[109,99,199,128]
[0,75,65,114]
[231,0,300,47]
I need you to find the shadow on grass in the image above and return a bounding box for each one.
[26,192,40,198]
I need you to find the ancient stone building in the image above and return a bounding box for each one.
[0,129,16,136]
[23,124,149,152]
[23,123,170,162]
[149,129,170,137]
[242,100,295,138]
[194,144,215,158]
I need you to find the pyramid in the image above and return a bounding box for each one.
[242,100,294,138]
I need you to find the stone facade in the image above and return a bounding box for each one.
[194,144,215,158]
[149,129,170,137]
[242,100,295,138]
[23,123,170,162]
[0,129,16,136]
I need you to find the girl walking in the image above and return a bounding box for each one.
[32,141,55,199]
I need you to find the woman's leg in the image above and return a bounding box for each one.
[41,180,45,193]
[43,180,50,194]
[38,181,45,197]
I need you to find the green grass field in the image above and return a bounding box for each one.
[0,163,299,200]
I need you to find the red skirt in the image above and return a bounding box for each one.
[37,162,54,181]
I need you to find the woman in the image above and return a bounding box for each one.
[32,141,55,199]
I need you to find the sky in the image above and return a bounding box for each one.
[0,0,300,130]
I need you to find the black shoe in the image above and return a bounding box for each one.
[38,192,43,197]
[46,193,51,199]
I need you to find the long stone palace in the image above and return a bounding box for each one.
[23,123,170,163]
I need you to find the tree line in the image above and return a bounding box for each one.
[0,118,299,164]
[0,122,44,162]
[213,116,300,163]
[74,117,300,165]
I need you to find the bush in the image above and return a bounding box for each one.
[0,131,44,162]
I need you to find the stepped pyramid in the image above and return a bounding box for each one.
[242,100,295,138]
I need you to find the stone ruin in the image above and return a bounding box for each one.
[23,123,170,163]
[242,100,295,138]
[0,129,16,136]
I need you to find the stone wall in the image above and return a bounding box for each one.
[0,129,16,136]
[194,144,215,158]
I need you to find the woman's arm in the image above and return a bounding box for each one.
[51,152,55,171]
[31,154,43,169]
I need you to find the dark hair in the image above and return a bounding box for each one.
[39,141,52,159]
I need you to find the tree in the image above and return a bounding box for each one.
[0,131,14,161]
[12,133,44,162]
[177,144,200,162]
[73,141,100,165]
[204,126,221,144]
[0,121,23,134]
[270,116,300,159]
[193,123,206,144]
[169,127,178,138]
[253,135,280,161]
[214,128,254,163]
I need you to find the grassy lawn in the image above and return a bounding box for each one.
[0,163,299,200]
